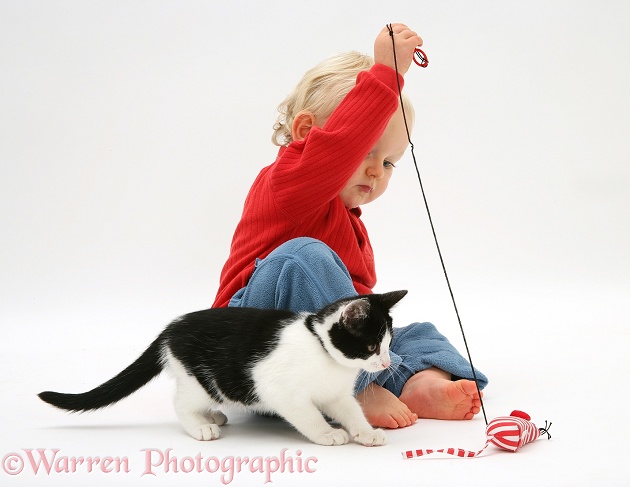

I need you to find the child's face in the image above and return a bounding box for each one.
[340,105,410,209]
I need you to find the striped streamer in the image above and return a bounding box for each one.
[402,411,550,459]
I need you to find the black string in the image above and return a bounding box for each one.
[539,421,552,440]
[386,23,488,425]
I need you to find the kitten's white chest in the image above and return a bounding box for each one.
[251,323,358,407]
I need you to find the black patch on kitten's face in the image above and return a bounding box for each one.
[327,291,407,361]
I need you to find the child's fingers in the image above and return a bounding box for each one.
[375,24,424,75]
[397,30,423,49]
[388,23,423,46]
[387,22,411,34]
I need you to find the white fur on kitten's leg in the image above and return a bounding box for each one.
[173,392,223,441]
[179,417,221,441]
[169,354,225,441]
[321,396,387,446]
[318,428,350,446]
[206,409,228,426]
[352,426,386,447]
[178,409,227,441]
[273,402,350,446]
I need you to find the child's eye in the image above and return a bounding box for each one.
[367,344,377,352]
[383,160,396,169]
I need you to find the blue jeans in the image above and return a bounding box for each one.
[229,237,488,395]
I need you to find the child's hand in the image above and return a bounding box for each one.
[374,23,423,77]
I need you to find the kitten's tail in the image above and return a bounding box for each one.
[38,335,165,412]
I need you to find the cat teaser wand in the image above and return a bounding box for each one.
[385,24,552,458]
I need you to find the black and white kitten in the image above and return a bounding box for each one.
[39,290,407,446]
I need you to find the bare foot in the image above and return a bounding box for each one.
[356,384,418,429]
[399,368,483,420]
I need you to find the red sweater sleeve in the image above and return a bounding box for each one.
[269,64,403,222]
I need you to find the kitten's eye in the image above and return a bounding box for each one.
[367,344,377,352]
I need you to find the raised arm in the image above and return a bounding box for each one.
[270,24,422,219]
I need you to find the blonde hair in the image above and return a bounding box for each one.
[272,51,414,146]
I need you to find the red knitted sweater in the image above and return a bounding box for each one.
[212,64,403,308]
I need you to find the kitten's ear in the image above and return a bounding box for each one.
[342,298,370,322]
[340,299,370,336]
[380,290,408,310]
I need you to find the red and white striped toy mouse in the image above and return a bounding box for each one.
[402,410,552,459]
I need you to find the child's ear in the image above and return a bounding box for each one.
[291,110,318,141]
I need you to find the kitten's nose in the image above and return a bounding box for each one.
[380,352,391,369]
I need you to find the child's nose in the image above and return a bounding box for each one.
[366,161,384,179]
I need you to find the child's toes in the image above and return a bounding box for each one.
[393,410,416,427]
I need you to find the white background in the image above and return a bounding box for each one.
[1,1,629,486]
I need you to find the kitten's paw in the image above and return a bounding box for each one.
[313,428,349,446]
[208,410,228,426]
[353,428,387,447]
[189,423,221,441]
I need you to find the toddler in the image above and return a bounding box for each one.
[212,24,487,428]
